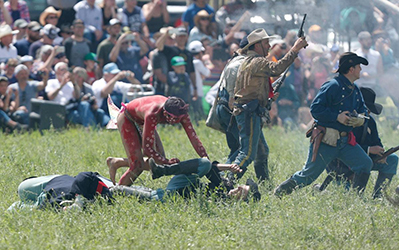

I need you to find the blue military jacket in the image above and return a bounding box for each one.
[310,74,368,132]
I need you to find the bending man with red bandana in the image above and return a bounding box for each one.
[109,95,208,186]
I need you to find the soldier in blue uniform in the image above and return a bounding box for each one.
[274,52,374,196]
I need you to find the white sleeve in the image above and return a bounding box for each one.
[196,61,211,77]
[45,80,57,93]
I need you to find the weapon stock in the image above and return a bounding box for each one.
[373,145,399,163]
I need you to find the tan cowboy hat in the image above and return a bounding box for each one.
[242,28,277,50]
[194,10,214,27]
[0,24,19,39]
[39,6,61,26]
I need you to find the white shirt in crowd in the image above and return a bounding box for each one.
[355,48,382,87]
[45,79,75,105]
[0,44,17,63]
[92,78,133,107]
[192,58,210,97]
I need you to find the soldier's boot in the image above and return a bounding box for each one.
[373,172,394,199]
[352,172,370,195]
[274,178,297,198]
[150,158,200,180]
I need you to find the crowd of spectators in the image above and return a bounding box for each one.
[1,0,399,133]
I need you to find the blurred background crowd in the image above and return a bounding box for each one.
[1,0,399,132]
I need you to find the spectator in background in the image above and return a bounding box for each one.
[100,0,117,33]
[150,26,174,95]
[268,38,288,62]
[32,45,54,77]
[39,6,61,26]
[46,0,77,28]
[182,0,216,32]
[329,44,340,73]
[13,18,27,42]
[285,58,305,105]
[97,18,121,69]
[142,0,169,36]
[355,31,384,95]
[276,80,300,128]
[45,62,74,106]
[71,67,109,127]
[8,65,48,124]
[109,32,149,83]
[156,27,197,99]
[166,56,192,104]
[83,52,100,85]
[118,0,150,44]
[74,0,103,44]
[0,24,18,63]
[188,40,210,121]
[29,24,58,59]
[14,21,41,56]
[187,10,217,46]
[203,48,229,87]
[92,62,140,114]
[1,58,18,83]
[63,19,92,68]
[4,0,30,24]
[373,30,398,71]
[19,55,38,81]
[0,0,13,25]
[58,25,73,44]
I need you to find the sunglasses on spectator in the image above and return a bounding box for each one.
[47,15,59,20]
[200,17,210,21]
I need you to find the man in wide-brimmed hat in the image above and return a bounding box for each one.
[39,6,61,26]
[314,87,398,199]
[0,24,19,63]
[275,52,375,197]
[228,28,307,181]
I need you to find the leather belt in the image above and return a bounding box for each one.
[339,131,347,137]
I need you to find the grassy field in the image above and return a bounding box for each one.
[1,122,399,249]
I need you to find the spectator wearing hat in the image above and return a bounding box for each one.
[355,31,384,95]
[39,6,61,26]
[63,19,92,68]
[187,10,217,46]
[4,0,30,24]
[230,28,307,182]
[19,55,39,81]
[182,0,216,32]
[29,24,59,59]
[58,24,73,43]
[83,52,100,85]
[100,0,118,33]
[267,38,287,62]
[142,0,169,35]
[92,62,140,115]
[188,40,210,121]
[74,0,103,44]
[13,21,41,56]
[0,24,18,63]
[274,52,373,197]
[46,0,78,29]
[315,87,398,199]
[109,31,149,83]
[8,65,49,124]
[97,18,121,69]
[118,0,150,40]
[1,58,18,83]
[156,26,197,99]
[0,0,13,25]
[12,18,27,42]
[166,56,192,104]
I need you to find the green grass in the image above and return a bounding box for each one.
[1,122,399,249]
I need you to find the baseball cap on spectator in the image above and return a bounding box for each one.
[109,18,121,26]
[0,24,19,39]
[42,24,60,40]
[27,21,41,32]
[14,64,28,75]
[188,40,205,54]
[72,19,85,26]
[20,55,34,63]
[176,27,187,36]
[14,19,28,29]
[39,6,61,26]
[270,37,286,48]
[84,52,98,62]
[103,62,121,74]
[358,31,371,40]
[171,56,186,66]
[59,24,73,35]
[308,24,321,34]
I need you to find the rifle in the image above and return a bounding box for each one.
[265,68,289,110]
[373,145,399,163]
